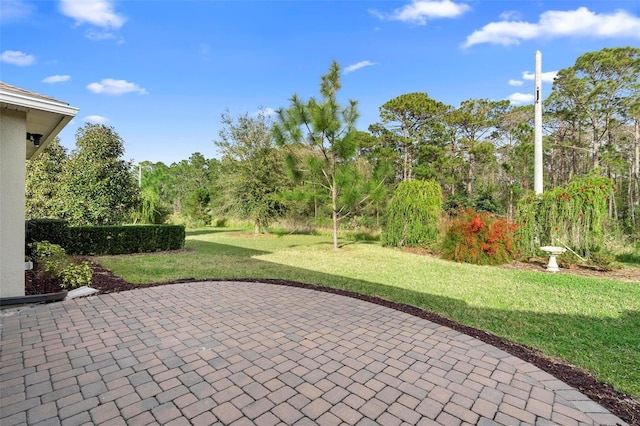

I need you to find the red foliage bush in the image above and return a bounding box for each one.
[441,208,518,265]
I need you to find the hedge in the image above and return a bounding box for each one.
[25,219,70,256]
[26,220,185,255]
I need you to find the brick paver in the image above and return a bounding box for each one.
[0,281,628,425]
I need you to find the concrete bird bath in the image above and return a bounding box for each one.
[540,246,566,272]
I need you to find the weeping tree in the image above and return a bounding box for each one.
[382,180,442,247]
[136,161,174,224]
[273,60,385,249]
[516,174,615,258]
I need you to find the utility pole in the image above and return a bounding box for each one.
[534,50,543,194]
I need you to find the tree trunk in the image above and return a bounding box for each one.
[467,154,474,199]
[254,219,260,234]
[403,142,410,182]
[508,185,513,222]
[592,128,600,170]
[628,166,635,228]
[635,120,640,180]
[407,144,413,181]
[401,123,416,182]
[635,120,640,221]
[332,183,339,250]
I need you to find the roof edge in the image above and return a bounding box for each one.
[0,87,79,117]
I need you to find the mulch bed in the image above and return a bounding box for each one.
[25,259,639,425]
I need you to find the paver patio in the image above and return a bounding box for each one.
[0,281,627,425]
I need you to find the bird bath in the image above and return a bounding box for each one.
[540,246,566,272]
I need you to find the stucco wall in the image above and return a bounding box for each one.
[0,108,27,298]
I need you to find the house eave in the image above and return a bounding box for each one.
[0,82,79,159]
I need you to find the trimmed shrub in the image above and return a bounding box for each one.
[25,219,70,255]
[382,180,442,247]
[66,225,185,255]
[441,208,518,265]
[30,241,92,290]
[27,221,185,256]
[516,174,614,258]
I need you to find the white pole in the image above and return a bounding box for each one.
[534,50,543,194]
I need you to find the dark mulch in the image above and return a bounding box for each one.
[26,260,639,425]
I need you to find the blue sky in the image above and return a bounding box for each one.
[2,0,639,164]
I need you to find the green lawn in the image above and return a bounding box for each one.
[96,228,640,398]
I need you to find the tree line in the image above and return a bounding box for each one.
[27,46,640,247]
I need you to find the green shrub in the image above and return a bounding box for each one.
[589,250,619,272]
[27,221,185,257]
[441,208,518,265]
[30,241,92,290]
[557,250,582,269]
[59,262,93,289]
[516,174,614,258]
[66,225,185,255]
[25,219,70,255]
[616,251,640,264]
[31,241,67,275]
[382,180,442,247]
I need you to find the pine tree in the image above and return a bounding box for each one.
[274,61,384,249]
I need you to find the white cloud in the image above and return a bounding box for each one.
[508,79,523,86]
[43,75,71,83]
[84,115,109,124]
[499,11,521,21]
[85,29,123,43]
[256,107,276,117]
[373,0,470,25]
[59,0,126,29]
[344,60,376,74]
[522,70,558,83]
[87,79,148,95]
[0,0,35,22]
[0,50,35,66]
[508,92,534,105]
[464,7,640,47]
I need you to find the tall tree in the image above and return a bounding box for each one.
[215,111,288,233]
[365,123,403,182]
[492,105,534,219]
[25,138,68,219]
[274,60,381,249]
[61,123,139,225]
[551,47,640,169]
[446,99,508,198]
[379,92,448,181]
[170,153,219,226]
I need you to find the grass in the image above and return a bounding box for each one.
[96,227,640,399]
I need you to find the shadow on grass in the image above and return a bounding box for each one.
[185,228,234,237]
[99,236,640,421]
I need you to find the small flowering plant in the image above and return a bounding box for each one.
[441,208,519,265]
